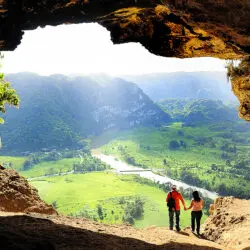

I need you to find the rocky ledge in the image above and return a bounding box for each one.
[202,196,250,250]
[0,166,56,214]
[0,168,249,249]
[0,196,249,249]
[0,212,223,250]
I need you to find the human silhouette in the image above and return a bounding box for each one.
[166,185,186,231]
[186,191,204,235]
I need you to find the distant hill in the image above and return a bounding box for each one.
[0,73,170,152]
[158,99,239,123]
[122,71,238,103]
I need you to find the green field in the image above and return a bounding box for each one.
[30,172,203,228]
[0,154,207,228]
[0,156,76,178]
[0,156,27,171]
[96,123,250,198]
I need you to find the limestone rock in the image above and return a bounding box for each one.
[202,197,250,250]
[0,168,57,215]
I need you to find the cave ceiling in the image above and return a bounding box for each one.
[0,0,249,120]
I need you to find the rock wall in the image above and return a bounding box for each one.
[202,197,250,250]
[0,166,57,214]
[0,0,249,55]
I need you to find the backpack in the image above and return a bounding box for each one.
[167,192,176,211]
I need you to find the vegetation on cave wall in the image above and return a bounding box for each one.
[226,57,250,121]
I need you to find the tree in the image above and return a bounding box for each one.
[168,140,180,150]
[0,54,19,148]
[0,54,19,124]
[163,159,167,165]
[226,57,250,80]
[51,201,57,209]
[97,204,104,220]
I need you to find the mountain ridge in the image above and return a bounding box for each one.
[122,71,237,103]
[0,73,170,152]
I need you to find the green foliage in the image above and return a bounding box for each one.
[99,119,250,199]
[72,153,109,173]
[168,140,180,150]
[97,204,104,220]
[0,73,170,152]
[0,156,26,171]
[17,150,109,178]
[158,99,238,123]
[226,57,250,80]
[21,149,89,171]
[51,201,58,209]
[0,80,19,116]
[0,55,19,127]
[123,196,144,225]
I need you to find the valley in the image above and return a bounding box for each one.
[96,122,250,199]
[0,71,249,230]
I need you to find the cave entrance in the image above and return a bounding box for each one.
[1,23,249,228]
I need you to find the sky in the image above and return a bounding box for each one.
[2,23,228,76]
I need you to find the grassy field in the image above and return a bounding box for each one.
[95,123,250,198]
[0,156,78,178]
[20,158,78,178]
[0,154,208,228]
[31,172,204,228]
[0,156,27,171]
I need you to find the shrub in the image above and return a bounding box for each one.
[169,140,180,150]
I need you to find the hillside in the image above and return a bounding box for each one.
[158,99,239,123]
[123,72,237,103]
[0,73,170,152]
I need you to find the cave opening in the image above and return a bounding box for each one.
[0,22,249,232]
[0,1,249,248]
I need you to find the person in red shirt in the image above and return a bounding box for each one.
[166,185,186,231]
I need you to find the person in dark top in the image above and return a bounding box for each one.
[166,185,186,231]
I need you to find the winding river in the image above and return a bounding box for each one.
[93,153,218,200]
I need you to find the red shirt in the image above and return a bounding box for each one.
[166,190,185,211]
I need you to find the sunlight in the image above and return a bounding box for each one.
[2,23,227,76]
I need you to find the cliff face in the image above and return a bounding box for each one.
[227,57,250,121]
[0,166,57,214]
[202,197,250,250]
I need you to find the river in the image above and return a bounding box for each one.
[93,153,218,200]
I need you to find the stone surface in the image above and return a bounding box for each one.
[202,197,250,250]
[0,0,249,56]
[0,211,224,250]
[0,167,57,214]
